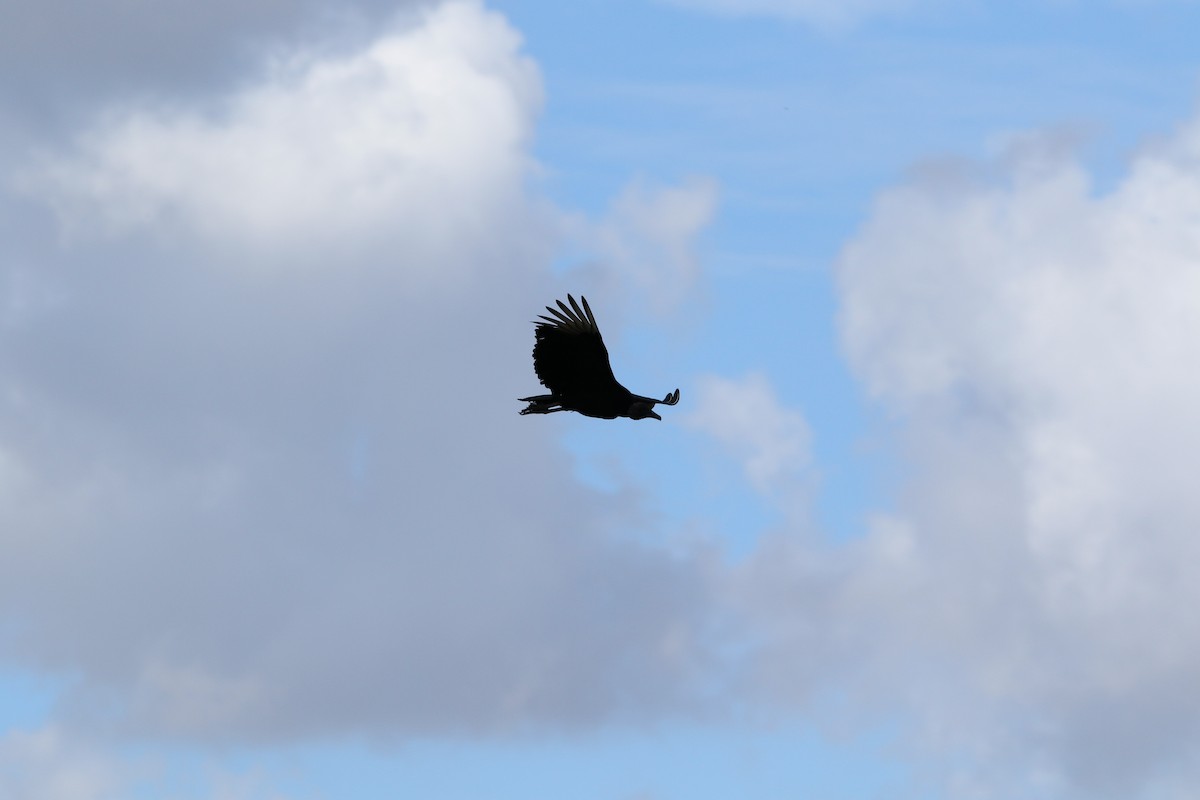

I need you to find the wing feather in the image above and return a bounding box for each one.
[581,295,598,328]
[544,306,571,324]
[530,294,620,398]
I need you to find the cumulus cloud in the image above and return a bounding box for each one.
[21,0,540,265]
[0,1,721,744]
[740,115,1200,796]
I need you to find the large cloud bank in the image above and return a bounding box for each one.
[741,120,1200,798]
[2,0,719,745]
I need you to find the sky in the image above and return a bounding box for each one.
[2,0,1200,798]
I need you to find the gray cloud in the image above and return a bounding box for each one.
[0,2,725,743]
[17,0,541,262]
[0,0,433,113]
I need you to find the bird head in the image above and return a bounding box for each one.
[628,402,661,421]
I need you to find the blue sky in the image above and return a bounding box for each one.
[3,1,1200,798]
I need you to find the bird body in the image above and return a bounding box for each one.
[519,295,680,421]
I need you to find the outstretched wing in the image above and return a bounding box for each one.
[531,295,620,398]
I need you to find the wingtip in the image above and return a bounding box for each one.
[534,294,598,330]
[567,294,587,321]
[580,295,597,327]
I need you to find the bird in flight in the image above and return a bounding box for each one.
[519,295,680,421]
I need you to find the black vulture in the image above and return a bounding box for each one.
[519,295,680,421]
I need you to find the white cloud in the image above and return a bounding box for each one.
[21,1,540,268]
[682,373,812,498]
[743,115,1200,796]
[565,176,718,314]
[0,1,722,744]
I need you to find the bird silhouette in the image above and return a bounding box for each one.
[518,295,680,420]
